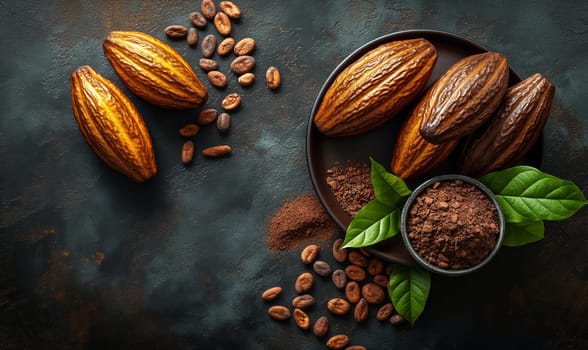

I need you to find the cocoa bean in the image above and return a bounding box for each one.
[359,248,371,257]
[181,140,194,164]
[353,298,368,323]
[295,272,314,294]
[376,303,393,321]
[345,281,361,304]
[230,55,255,75]
[221,92,241,110]
[199,58,219,72]
[219,1,241,19]
[201,0,217,20]
[268,305,290,321]
[389,314,405,325]
[293,308,311,330]
[234,37,256,56]
[326,334,349,350]
[207,70,228,88]
[187,28,198,46]
[348,251,368,267]
[346,346,367,350]
[216,112,231,133]
[361,283,385,304]
[344,264,366,282]
[197,108,218,125]
[373,274,389,288]
[313,260,332,277]
[238,72,255,86]
[214,12,232,36]
[300,244,320,264]
[189,12,207,28]
[261,286,282,301]
[265,66,281,90]
[201,34,217,58]
[202,145,232,158]
[292,294,315,309]
[332,238,348,263]
[217,37,235,56]
[367,257,384,275]
[313,316,329,338]
[327,298,350,315]
[385,263,393,275]
[164,25,188,39]
[331,269,347,289]
[179,124,200,138]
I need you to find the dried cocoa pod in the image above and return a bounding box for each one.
[103,31,208,109]
[458,73,555,177]
[419,52,509,144]
[390,97,459,179]
[70,65,157,183]
[313,38,437,137]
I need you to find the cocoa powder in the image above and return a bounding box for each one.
[326,162,375,217]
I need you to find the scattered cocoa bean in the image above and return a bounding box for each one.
[295,272,314,294]
[293,308,311,330]
[313,260,332,277]
[179,124,200,138]
[367,257,384,275]
[361,283,385,304]
[201,34,217,58]
[385,263,394,275]
[346,346,367,350]
[326,334,349,350]
[238,72,255,86]
[217,37,235,56]
[207,70,228,88]
[181,140,194,164]
[216,112,231,133]
[202,145,232,158]
[353,298,368,323]
[344,264,366,282]
[201,0,217,20]
[214,12,232,36]
[164,25,188,39]
[332,238,348,263]
[189,11,207,28]
[219,1,241,19]
[187,27,198,46]
[327,298,350,315]
[348,251,368,267]
[373,274,389,288]
[230,55,255,75]
[300,244,320,264]
[197,108,218,125]
[345,281,361,304]
[199,58,219,71]
[376,303,394,321]
[331,269,347,289]
[389,314,405,325]
[313,316,329,338]
[292,294,315,309]
[221,92,241,110]
[261,286,282,301]
[265,66,281,90]
[268,305,290,321]
[234,37,256,56]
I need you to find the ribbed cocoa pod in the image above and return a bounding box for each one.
[419,52,509,144]
[313,38,437,137]
[103,31,208,109]
[390,94,459,179]
[459,73,555,177]
[70,66,157,183]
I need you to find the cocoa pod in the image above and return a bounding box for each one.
[458,73,555,177]
[419,52,509,144]
[313,38,437,136]
[70,65,157,183]
[103,31,208,109]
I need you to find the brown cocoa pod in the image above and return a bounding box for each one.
[367,258,384,275]
[265,66,281,90]
[202,145,232,158]
[326,334,350,350]
[268,305,290,321]
[353,298,369,323]
[331,269,347,289]
[201,0,217,20]
[189,12,207,28]
[314,38,437,136]
[376,303,394,321]
[201,34,217,58]
[214,12,232,36]
[327,298,350,315]
[313,316,329,338]
[217,37,235,56]
[419,52,509,144]
[216,112,231,133]
[199,58,219,72]
[207,70,228,88]
[348,251,368,267]
[181,140,195,165]
[187,28,198,46]
[221,92,241,110]
[261,286,282,301]
[234,37,256,56]
[230,55,255,75]
[295,272,314,294]
[390,314,405,325]
[373,274,389,288]
[344,265,366,282]
[179,124,200,138]
[332,238,348,263]
[301,244,320,264]
[238,72,255,87]
[361,283,385,304]
[345,281,361,304]
[294,308,311,330]
[164,25,188,39]
[219,1,241,19]
[458,73,555,177]
[292,294,315,309]
[197,108,218,125]
[313,260,332,277]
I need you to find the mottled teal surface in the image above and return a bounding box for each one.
[1,0,586,349]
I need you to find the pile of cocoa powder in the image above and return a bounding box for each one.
[406,179,500,270]
[326,161,375,217]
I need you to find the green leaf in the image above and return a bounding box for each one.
[369,157,412,207]
[388,265,431,325]
[342,199,401,248]
[479,166,588,222]
[503,220,544,247]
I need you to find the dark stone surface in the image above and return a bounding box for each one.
[1,0,586,349]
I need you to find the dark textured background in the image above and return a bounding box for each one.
[1,1,587,349]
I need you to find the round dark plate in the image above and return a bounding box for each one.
[306,29,542,266]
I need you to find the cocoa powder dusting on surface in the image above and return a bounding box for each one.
[407,180,499,270]
[326,161,375,217]
[267,193,340,251]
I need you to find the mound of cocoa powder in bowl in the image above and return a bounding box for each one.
[406,180,500,270]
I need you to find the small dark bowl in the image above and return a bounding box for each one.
[400,174,505,277]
